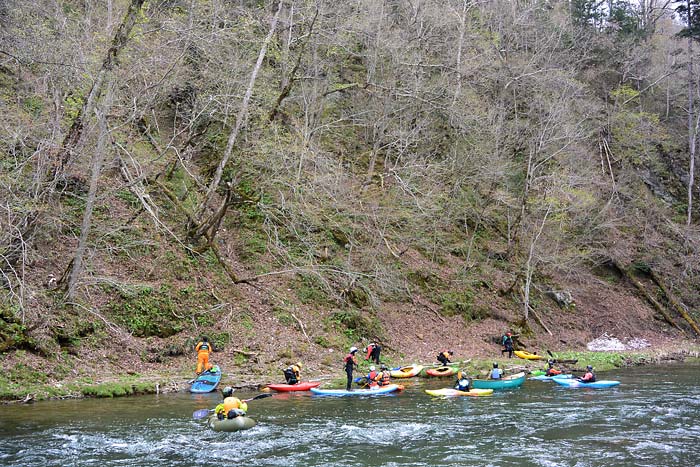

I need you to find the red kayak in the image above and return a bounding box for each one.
[266,381,322,392]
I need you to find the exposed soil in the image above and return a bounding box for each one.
[3,256,696,403]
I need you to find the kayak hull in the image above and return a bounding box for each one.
[425,388,493,397]
[310,384,401,396]
[425,366,457,377]
[471,372,526,390]
[529,374,573,381]
[553,378,620,389]
[390,365,424,378]
[190,369,222,393]
[267,381,321,392]
[513,351,546,360]
[207,415,256,432]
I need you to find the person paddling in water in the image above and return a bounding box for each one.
[454,370,470,392]
[490,362,503,379]
[343,347,359,390]
[578,365,596,383]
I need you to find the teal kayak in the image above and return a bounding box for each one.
[190,368,222,393]
[310,384,402,396]
[207,415,256,432]
[471,372,526,390]
[553,378,620,389]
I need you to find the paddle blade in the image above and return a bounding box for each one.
[243,393,273,403]
[193,409,212,420]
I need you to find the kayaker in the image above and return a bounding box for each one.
[578,365,596,383]
[437,350,453,366]
[194,336,213,375]
[454,370,470,391]
[214,387,248,419]
[501,332,514,358]
[283,362,302,384]
[545,360,562,376]
[490,362,503,379]
[377,364,392,386]
[365,342,382,364]
[366,365,380,388]
[343,347,359,390]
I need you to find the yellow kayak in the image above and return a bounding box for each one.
[513,350,546,360]
[390,364,424,378]
[425,388,493,397]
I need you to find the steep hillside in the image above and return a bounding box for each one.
[1,0,699,398]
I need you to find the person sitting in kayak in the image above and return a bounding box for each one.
[283,362,302,384]
[545,360,562,376]
[490,362,503,379]
[195,336,213,375]
[437,350,453,366]
[578,365,596,383]
[377,364,392,386]
[344,347,359,391]
[501,332,514,358]
[366,365,380,388]
[454,370,470,391]
[214,387,248,419]
[364,342,382,364]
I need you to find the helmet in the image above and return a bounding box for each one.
[506,332,512,337]
[448,350,454,355]
[493,362,498,368]
[222,386,233,397]
[369,366,376,371]
[349,346,358,354]
[586,365,593,370]
[380,364,388,371]
[296,362,302,369]
[548,359,554,364]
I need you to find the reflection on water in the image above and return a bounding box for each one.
[1,364,698,467]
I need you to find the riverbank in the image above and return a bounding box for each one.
[2,343,698,403]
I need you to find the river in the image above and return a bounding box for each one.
[0,364,698,467]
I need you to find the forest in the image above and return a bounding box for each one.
[1,0,699,396]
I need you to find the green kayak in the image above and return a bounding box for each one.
[471,372,526,390]
[207,415,257,432]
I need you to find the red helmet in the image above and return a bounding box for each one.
[506,332,512,336]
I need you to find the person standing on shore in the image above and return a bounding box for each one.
[365,343,381,364]
[501,332,514,358]
[195,336,213,375]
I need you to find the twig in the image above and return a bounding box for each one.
[291,312,311,343]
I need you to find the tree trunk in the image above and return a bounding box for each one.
[649,269,700,336]
[56,0,145,175]
[200,2,283,212]
[611,260,684,334]
[687,0,697,226]
[66,108,110,300]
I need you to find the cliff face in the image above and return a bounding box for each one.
[0,1,698,394]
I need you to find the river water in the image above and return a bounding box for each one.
[1,364,698,467]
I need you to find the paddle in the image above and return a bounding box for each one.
[192,393,273,419]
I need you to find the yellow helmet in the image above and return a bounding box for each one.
[296,362,302,369]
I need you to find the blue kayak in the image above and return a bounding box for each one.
[190,368,222,393]
[310,384,401,396]
[553,378,620,389]
[529,374,573,381]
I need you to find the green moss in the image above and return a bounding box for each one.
[81,380,159,398]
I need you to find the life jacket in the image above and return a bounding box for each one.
[223,397,247,416]
[546,368,561,376]
[491,368,502,379]
[365,344,375,360]
[581,371,596,382]
[455,378,470,391]
[196,341,210,353]
[343,353,356,371]
[379,370,391,386]
[367,370,379,387]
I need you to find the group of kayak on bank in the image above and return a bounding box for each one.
[192,334,600,424]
